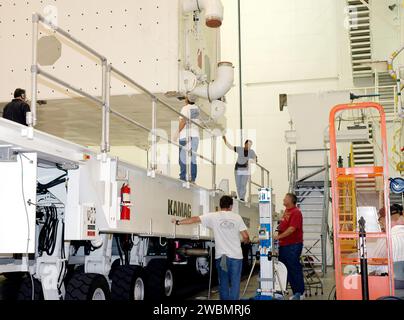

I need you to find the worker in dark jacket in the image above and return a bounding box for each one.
[2,88,31,126]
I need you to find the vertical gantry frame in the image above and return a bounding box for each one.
[329,102,395,300]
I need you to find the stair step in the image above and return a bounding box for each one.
[352,146,374,150]
[297,195,324,198]
[349,17,370,23]
[353,156,374,160]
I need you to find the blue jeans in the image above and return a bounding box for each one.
[235,170,249,200]
[279,243,305,295]
[215,257,243,300]
[179,138,199,181]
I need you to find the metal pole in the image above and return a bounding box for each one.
[358,217,369,300]
[248,173,252,204]
[36,13,106,61]
[211,135,217,190]
[37,68,103,105]
[261,168,264,187]
[101,60,108,154]
[150,98,157,176]
[186,118,191,183]
[105,64,111,153]
[266,171,270,188]
[31,13,39,127]
[237,0,244,145]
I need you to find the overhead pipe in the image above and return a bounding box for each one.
[190,61,234,101]
[182,0,224,28]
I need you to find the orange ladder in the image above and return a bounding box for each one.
[329,102,395,300]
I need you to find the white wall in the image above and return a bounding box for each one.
[217,0,354,210]
[371,0,401,62]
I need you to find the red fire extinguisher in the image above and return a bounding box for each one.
[120,183,131,220]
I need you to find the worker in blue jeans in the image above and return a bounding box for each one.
[176,95,200,182]
[171,196,250,300]
[274,193,305,300]
[179,137,199,182]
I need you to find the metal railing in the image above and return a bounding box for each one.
[30,13,220,189]
[348,84,398,118]
[320,150,331,274]
[247,163,270,205]
[287,147,297,193]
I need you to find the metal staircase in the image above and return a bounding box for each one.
[351,123,377,191]
[292,149,331,274]
[377,72,396,117]
[347,0,373,80]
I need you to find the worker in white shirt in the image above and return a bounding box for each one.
[176,95,201,182]
[171,195,250,300]
[369,204,404,296]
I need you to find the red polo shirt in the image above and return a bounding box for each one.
[278,206,303,246]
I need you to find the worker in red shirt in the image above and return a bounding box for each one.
[274,193,305,300]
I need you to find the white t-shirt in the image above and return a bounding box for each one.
[199,211,247,259]
[371,225,404,262]
[367,225,404,274]
[179,104,200,140]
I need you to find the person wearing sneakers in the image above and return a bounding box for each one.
[274,193,305,300]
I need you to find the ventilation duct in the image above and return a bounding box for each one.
[190,61,234,101]
[182,0,224,28]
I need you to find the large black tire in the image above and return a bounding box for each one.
[17,276,44,300]
[108,258,121,279]
[2,272,25,282]
[65,273,111,300]
[1,273,25,300]
[111,265,146,300]
[145,259,175,300]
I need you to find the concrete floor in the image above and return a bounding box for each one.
[191,269,336,300]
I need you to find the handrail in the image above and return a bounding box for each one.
[248,162,271,204]
[109,65,214,134]
[320,150,330,274]
[34,14,106,61]
[30,12,218,188]
[36,67,103,105]
[108,108,215,165]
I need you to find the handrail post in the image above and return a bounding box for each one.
[185,118,191,186]
[149,97,158,178]
[30,13,39,127]
[101,60,110,156]
[261,168,264,187]
[248,173,252,204]
[211,135,217,190]
[266,171,270,189]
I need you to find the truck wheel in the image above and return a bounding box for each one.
[65,273,110,300]
[3,272,25,282]
[146,259,174,300]
[17,276,44,300]
[108,258,121,279]
[111,265,146,300]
